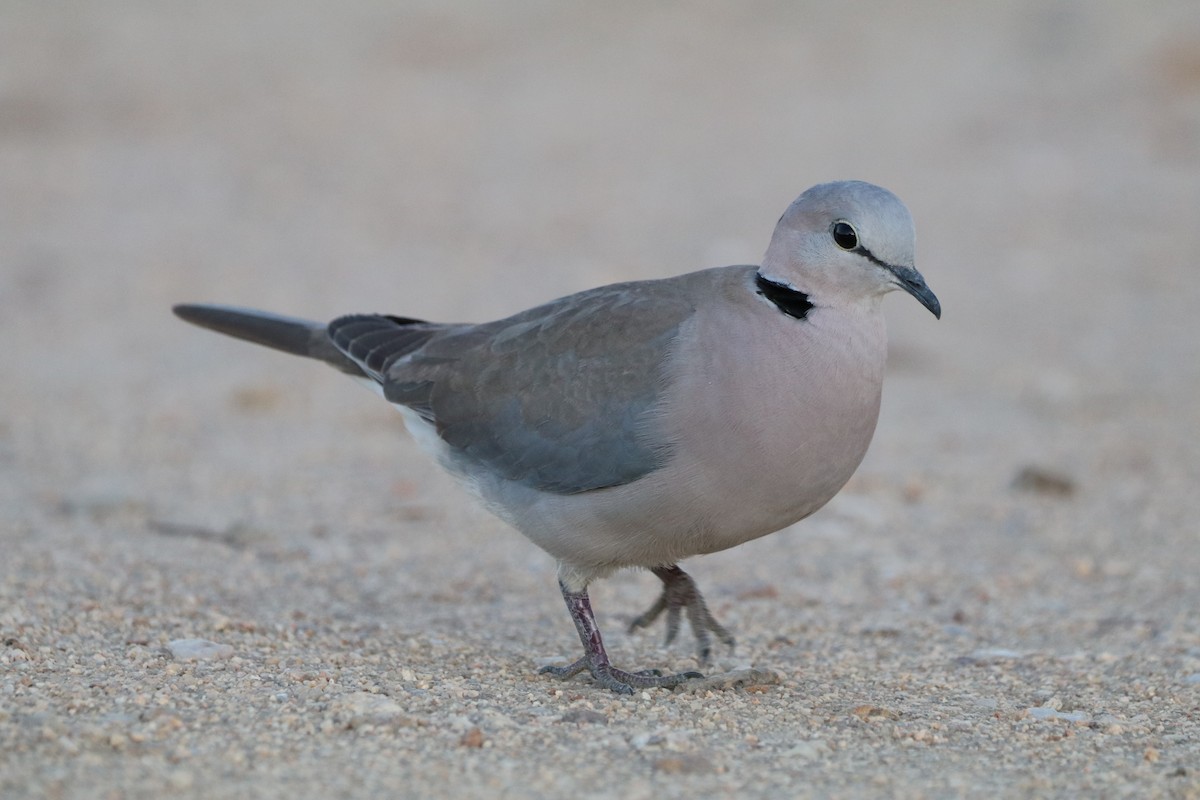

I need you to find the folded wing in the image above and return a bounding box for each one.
[329,282,696,494]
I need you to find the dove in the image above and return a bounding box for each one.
[174,180,940,693]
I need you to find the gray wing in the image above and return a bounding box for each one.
[329,280,697,494]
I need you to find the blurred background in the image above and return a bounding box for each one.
[4,0,1199,569]
[2,1,1199,795]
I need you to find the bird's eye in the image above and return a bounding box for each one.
[831,221,858,250]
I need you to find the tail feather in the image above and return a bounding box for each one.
[172,303,363,375]
[327,314,443,381]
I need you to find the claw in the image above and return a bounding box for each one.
[541,656,701,693]
[539,657,589,680]
[628,565,735,662]
[544,579,705,693]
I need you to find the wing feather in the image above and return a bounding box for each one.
[328,281,696,494]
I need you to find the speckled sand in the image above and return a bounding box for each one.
[3,3,1200,798]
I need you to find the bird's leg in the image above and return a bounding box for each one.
[628,565,735,662]
[540,580,703,694]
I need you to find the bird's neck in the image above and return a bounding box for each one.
[754,271,813,320]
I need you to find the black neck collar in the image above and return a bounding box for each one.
[755,272,813,320]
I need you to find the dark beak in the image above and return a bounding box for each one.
[890,266,941,319]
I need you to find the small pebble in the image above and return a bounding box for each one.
[1012,465,1076,497]
[1024,707,1089,723]
[783,740,827,761]
[652,754,712,775]
[558,708,608,725]
[166,639,234,662]
[328,692,404,729]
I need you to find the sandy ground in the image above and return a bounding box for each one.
[3,2,1200,797]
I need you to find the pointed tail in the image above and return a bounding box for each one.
[173,303,363,375]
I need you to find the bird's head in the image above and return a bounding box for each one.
[761,180,940,319]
